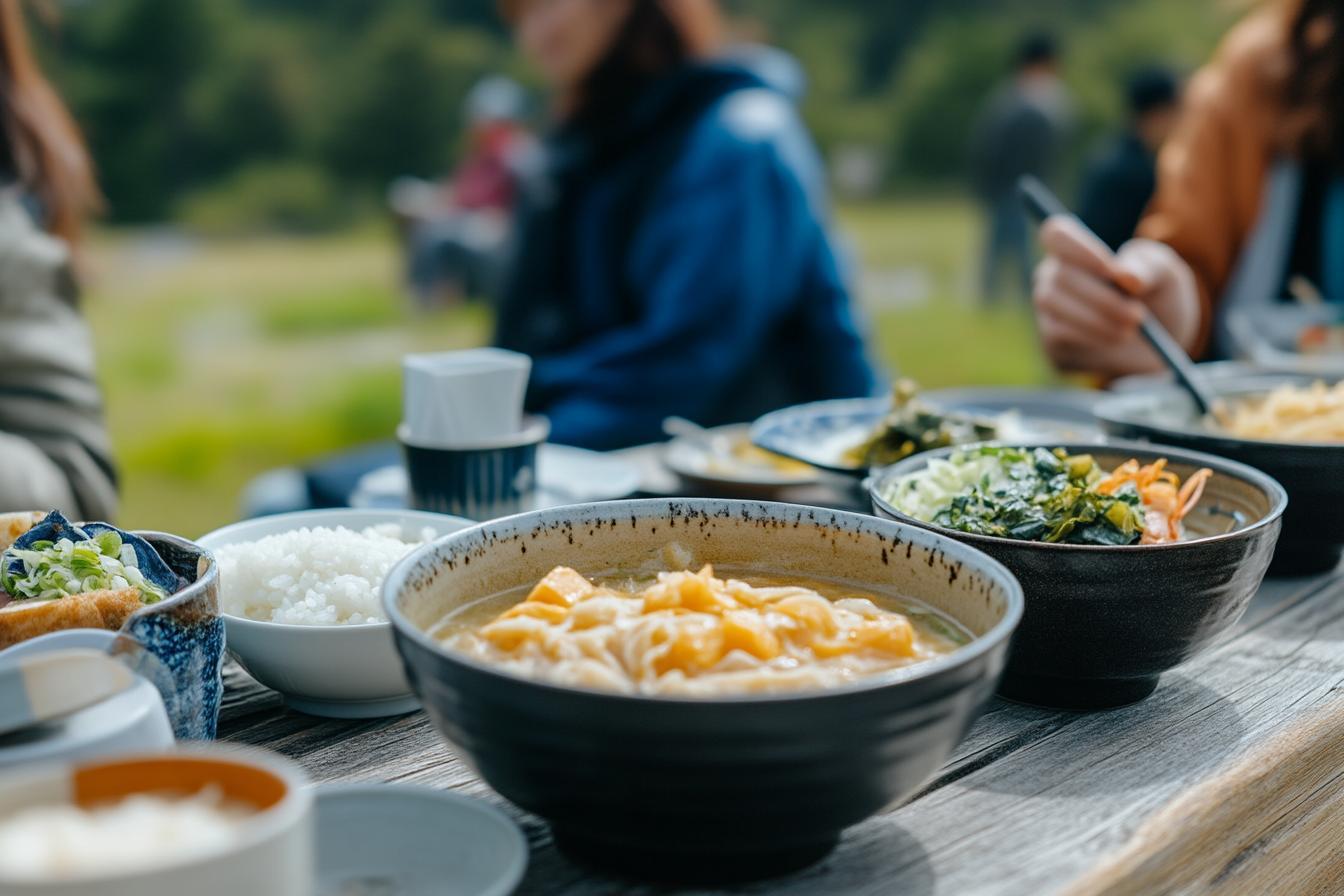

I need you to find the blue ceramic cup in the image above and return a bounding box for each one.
[400,417,549,521]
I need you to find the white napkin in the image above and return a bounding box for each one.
[401,348,531,447]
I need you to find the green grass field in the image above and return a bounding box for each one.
[86,198,1052,536]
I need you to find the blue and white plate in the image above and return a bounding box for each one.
[750,389,1104,475]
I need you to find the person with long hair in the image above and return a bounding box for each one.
[493,0,877,450]
[1033,0,1344,376]
[0,0,116,518]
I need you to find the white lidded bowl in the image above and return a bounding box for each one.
[198,509,474,718]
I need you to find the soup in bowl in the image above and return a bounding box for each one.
[384,499,1022,881]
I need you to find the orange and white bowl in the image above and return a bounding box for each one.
[0,747,312,896]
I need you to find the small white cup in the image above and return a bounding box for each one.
[0,746,313,896]
[402,348,531,448]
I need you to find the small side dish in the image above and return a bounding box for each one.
[881,446,1212,546]
[439,556,969,695]
[0,512,182,649]
[871,442,1284,709]
[215,524,432,625]
[844,380,997,468]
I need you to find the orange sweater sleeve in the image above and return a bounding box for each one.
[1135,12,1283,358]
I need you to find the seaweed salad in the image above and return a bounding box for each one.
[883,446,1213,546]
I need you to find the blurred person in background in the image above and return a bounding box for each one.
[392,75,535,307]
[0,0,116,520]
[493,0,877,450]
[970,31,1072,304]
[1077,67,1183,252]
[1033,0,1344,377]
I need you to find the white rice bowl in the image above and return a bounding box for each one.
[216,524,430,625]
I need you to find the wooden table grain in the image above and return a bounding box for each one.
[219,566,1344,895]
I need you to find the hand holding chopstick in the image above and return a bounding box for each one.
[1017,175,1220,418]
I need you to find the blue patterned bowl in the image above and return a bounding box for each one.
[117,532,223,740]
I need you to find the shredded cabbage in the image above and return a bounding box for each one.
[884,451,1010,522]
[1,530,166,603]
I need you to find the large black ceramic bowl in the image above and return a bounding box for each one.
[1096,374,1343,574]
[870,442,1286,711]
[383,499,1022,881]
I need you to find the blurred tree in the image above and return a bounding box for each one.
[321,4,495,185]
[54,0,226,220]
[26,0,1235,225]
[184,24,304,182]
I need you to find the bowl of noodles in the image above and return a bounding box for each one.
[382,499,1022,882]
[870,441,1286,710]
[1095,374,1344,574]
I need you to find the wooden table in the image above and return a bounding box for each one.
[220,561,1344,895]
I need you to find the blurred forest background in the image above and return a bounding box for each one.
[35,0,1244,532]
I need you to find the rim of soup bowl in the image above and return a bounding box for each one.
[868,439,1288,553]
[382,498,1025,706]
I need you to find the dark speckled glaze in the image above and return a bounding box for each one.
[1096,378,1343,574]
[383,499,1023,882]
[871,441,1286,710]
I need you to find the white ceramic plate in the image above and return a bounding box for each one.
[198,509,474,719]
[663,423,822,493]
[750,391,1104,475]
[316,785,527,896]
[0,629,174,769]
[351,443,643,514]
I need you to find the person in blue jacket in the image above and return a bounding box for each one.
[494,0,878,450]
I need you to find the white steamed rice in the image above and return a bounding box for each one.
[216,524,430,625]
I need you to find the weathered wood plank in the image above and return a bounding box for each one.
[217,570,1344,895]
[1062,696,1344,896]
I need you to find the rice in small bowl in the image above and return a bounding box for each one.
[198,509,474,718]
[216,523,434,626]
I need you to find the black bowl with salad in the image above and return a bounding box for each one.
[869,442,1286,710]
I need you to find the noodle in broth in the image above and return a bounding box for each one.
[1219,380,1344,442]
[434,554,970,697]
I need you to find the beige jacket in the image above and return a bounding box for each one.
[0,190,117,520]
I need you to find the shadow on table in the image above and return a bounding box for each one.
[516,820,936,896]
[957,676,1247,798]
